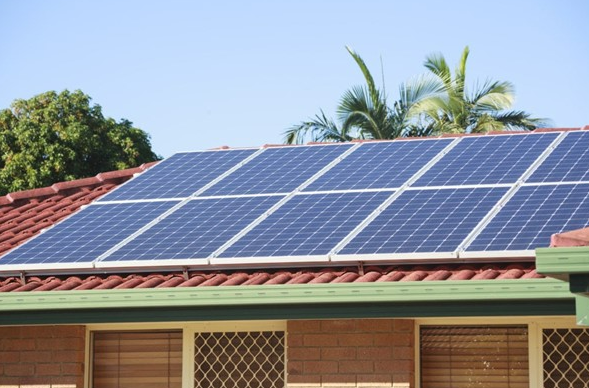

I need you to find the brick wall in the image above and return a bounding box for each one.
[0,325,85,387]
[287,319,414,388]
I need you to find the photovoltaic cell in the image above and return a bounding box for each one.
[217,191,391,258]
[466,184,589,252]
[303,139,452,191]
[202,144,353,196]
[99,149,256,201]
[413,133,558,187]
[338,187,508,255]
[104,195,284,262]
[527,131,589,183]
[0,201,177,266]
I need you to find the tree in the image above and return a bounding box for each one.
[284,47,440,144]
[0,90,160,194]
[285,46,547,144]
[410,46,547,133]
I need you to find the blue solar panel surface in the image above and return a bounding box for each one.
[413,133,558,187]
[104,196,283,262]
[0,202,177,265]
[202,144,353,196]
[466,184,589,252]
[100,149,256,201]
[338,187,508,255]
[304,139,452,191]
[527,131,589,183]
[218,191,391,258]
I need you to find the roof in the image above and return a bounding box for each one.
[550,227,589,248]
[5,127,589,293]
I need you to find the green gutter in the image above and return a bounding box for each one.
[0,278,570,311]
[0,279,574,325]
[536,246,589,280]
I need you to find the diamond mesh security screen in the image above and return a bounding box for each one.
[543,328,589,388]
[194,331,285,388]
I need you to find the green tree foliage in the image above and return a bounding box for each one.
[0,90,160,194]
[285,47,547,144]
[284,47,439,144]
[411,46,547,133]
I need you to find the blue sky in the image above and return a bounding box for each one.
[1,0,588,158]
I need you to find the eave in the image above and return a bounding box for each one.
[0,278,573,325]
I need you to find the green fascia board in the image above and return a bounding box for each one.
[536,246,589,280]
[575,295,589,326]
[0,278,570,312]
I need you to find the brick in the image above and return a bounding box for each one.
[321,347,356,360]
[304,360,338,374]
[288,320,321,333]
[0,351,19,363]
[356,374,394,385]
[392,334,412,347]
[392,347,413,360]
[375,360,412,373]
[304,334,338,347]
[61,363,83,376]
[357,346,392,360]
[338,333,373,346]
[321,374,357,385]
[393,320,414,333]
[0,338,36,351]
[287,361,304,375]
[289,347,320,360]
[19,350,53,363]
[4,363,35,376]
[0,327,22,338]
[36,337,82,351]
[358,319,393,333]
[36,363,62,376]
[321,320,356,332]
[287,374,321,385]
[288,334,304,347]
[51,350,84,363]
[338,360,374,374]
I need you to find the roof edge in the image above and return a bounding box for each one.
[0,278,570,312]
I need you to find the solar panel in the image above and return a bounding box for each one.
[103,196,284,263]
[303,139,452,191]
[100,149,256,201]
[527,131,589,183]
[0,201,178,266]
[216,191,391,258]
[201,144,354,196]
[337,187,508,255]
[413,133,558,187]
[465,184,589,252]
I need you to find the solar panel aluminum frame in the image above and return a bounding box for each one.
[209,254,330,266]
[331,251,458,264]
[457,249,536,260]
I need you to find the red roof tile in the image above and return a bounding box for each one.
[550,227,589,247]
[4,129,586,293]
[0,263,543,292]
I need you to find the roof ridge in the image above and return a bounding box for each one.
[0,164,155,205]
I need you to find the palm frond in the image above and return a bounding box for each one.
[470,80,514,111]
[283,110,348,144]
[346,46,382,108]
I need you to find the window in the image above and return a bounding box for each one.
[420,325,529,388]
[89,321,286,388]
[92,330,182,388]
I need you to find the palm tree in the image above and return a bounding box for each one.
[284,47,440,144]
[411,46,547,134]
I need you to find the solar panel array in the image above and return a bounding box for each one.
[1,130,588,273]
